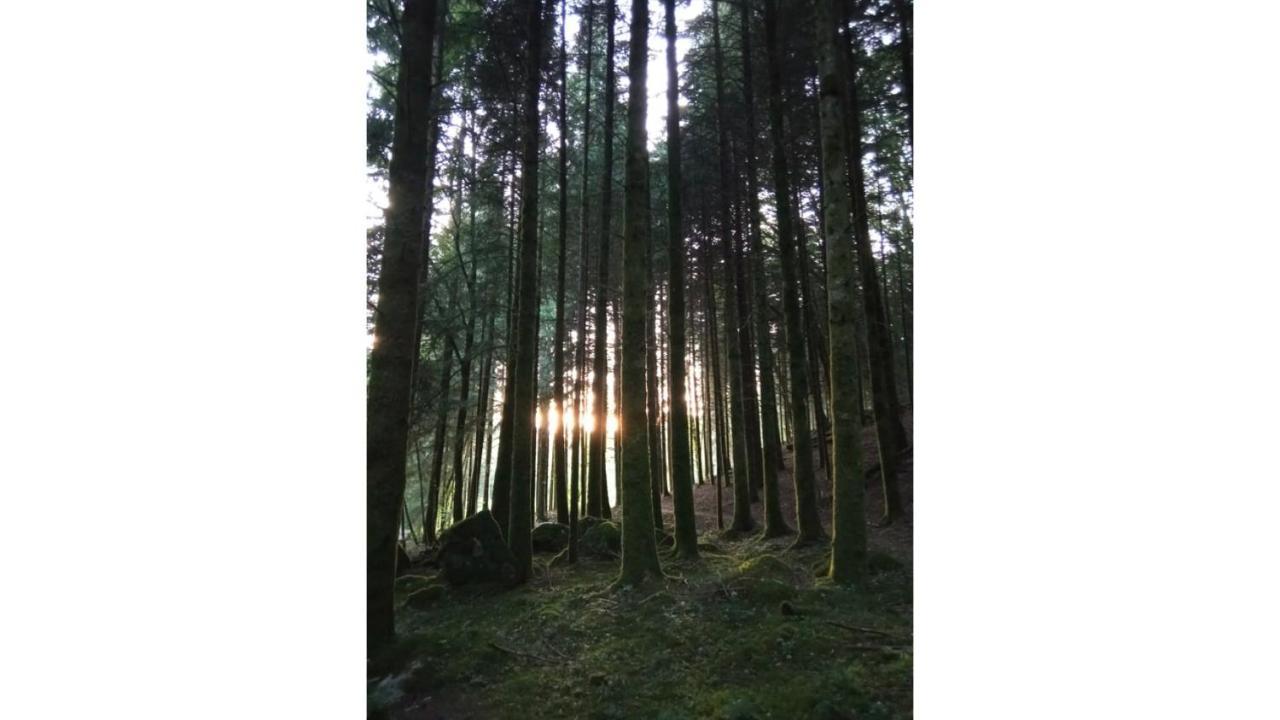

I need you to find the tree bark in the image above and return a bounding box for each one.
[737,0,790,538]
[763,0,825,545]
[838,3,908,522]
[616,0,663,587]
[589,0,617,521]
[366,0,438,655]
[711,0,754,535]
[551,0,571,525]
[663,0,698,553]
[506,0,547,583]
[815,0,868,584]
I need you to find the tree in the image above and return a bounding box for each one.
[815,0,868,584]
[763,0,825,545]
[507,0,548,583]
[589,0,618,520]
[367,0,439,654]
[840,0,908,523]
[711,0,755,535]
[737,0,791,539]
[551,0,571,525]
[664,0,698,560]
[616,0,663,587]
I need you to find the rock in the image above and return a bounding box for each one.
[578,515,604,533]
[579,520,621,558]
[435,510,518,586]
[531,522,570,553]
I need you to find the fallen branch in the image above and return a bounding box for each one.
[825,621,909,642]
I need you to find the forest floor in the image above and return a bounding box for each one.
[370,413,912,720]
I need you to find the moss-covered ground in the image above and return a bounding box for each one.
[369,530,912,719]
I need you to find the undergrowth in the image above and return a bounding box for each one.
[369,532,912,719]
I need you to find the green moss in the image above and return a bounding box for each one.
[375,526,912,719]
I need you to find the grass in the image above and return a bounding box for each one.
[369,532,912,719]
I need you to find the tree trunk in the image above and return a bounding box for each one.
[616,0,663,587]
[366,0,438,655]
[711,0,754,535]
[426,335,455,544]
[763,0,825,545]
[839,3,908,522]
[551,0,571,525]
[467,314,495,516]
[663,0,698,552]
[589,0,617,522]
[703,261,726,531]
[737,1,790,538]
[815,0,868,584]
[645,256,665,533]
[569,0,596,561]
[506,0,547,582]
[490,154,519,540]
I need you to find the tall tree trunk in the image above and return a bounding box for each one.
[570,0,596,560]
[551,0,571,525]
[491,154,520,539]
[366,0,438,655]
[645,256,665,533]
[816,0,869,584]
[795,196,833,475]
[616,0,663,587]
[467,314,495,516]
[763,0,825,545]
[892,0,913,147]
[425,335,455,543]
[536,399,551,521]
[729,143,763,506]
[588,0,617,521]
[737,1,790,538]
[703,254,727,531]
[839,3,908,522]
[711,0,754,535]
[663,0,698,553]
[449,310,475,523]
[506,0,547,582]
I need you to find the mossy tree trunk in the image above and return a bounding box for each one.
[664,0,698,559]
[506,0,547,583]
[763,0,825,545]
[616,0,663,588]
[814,0,868,585]
[367,0,437,654]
